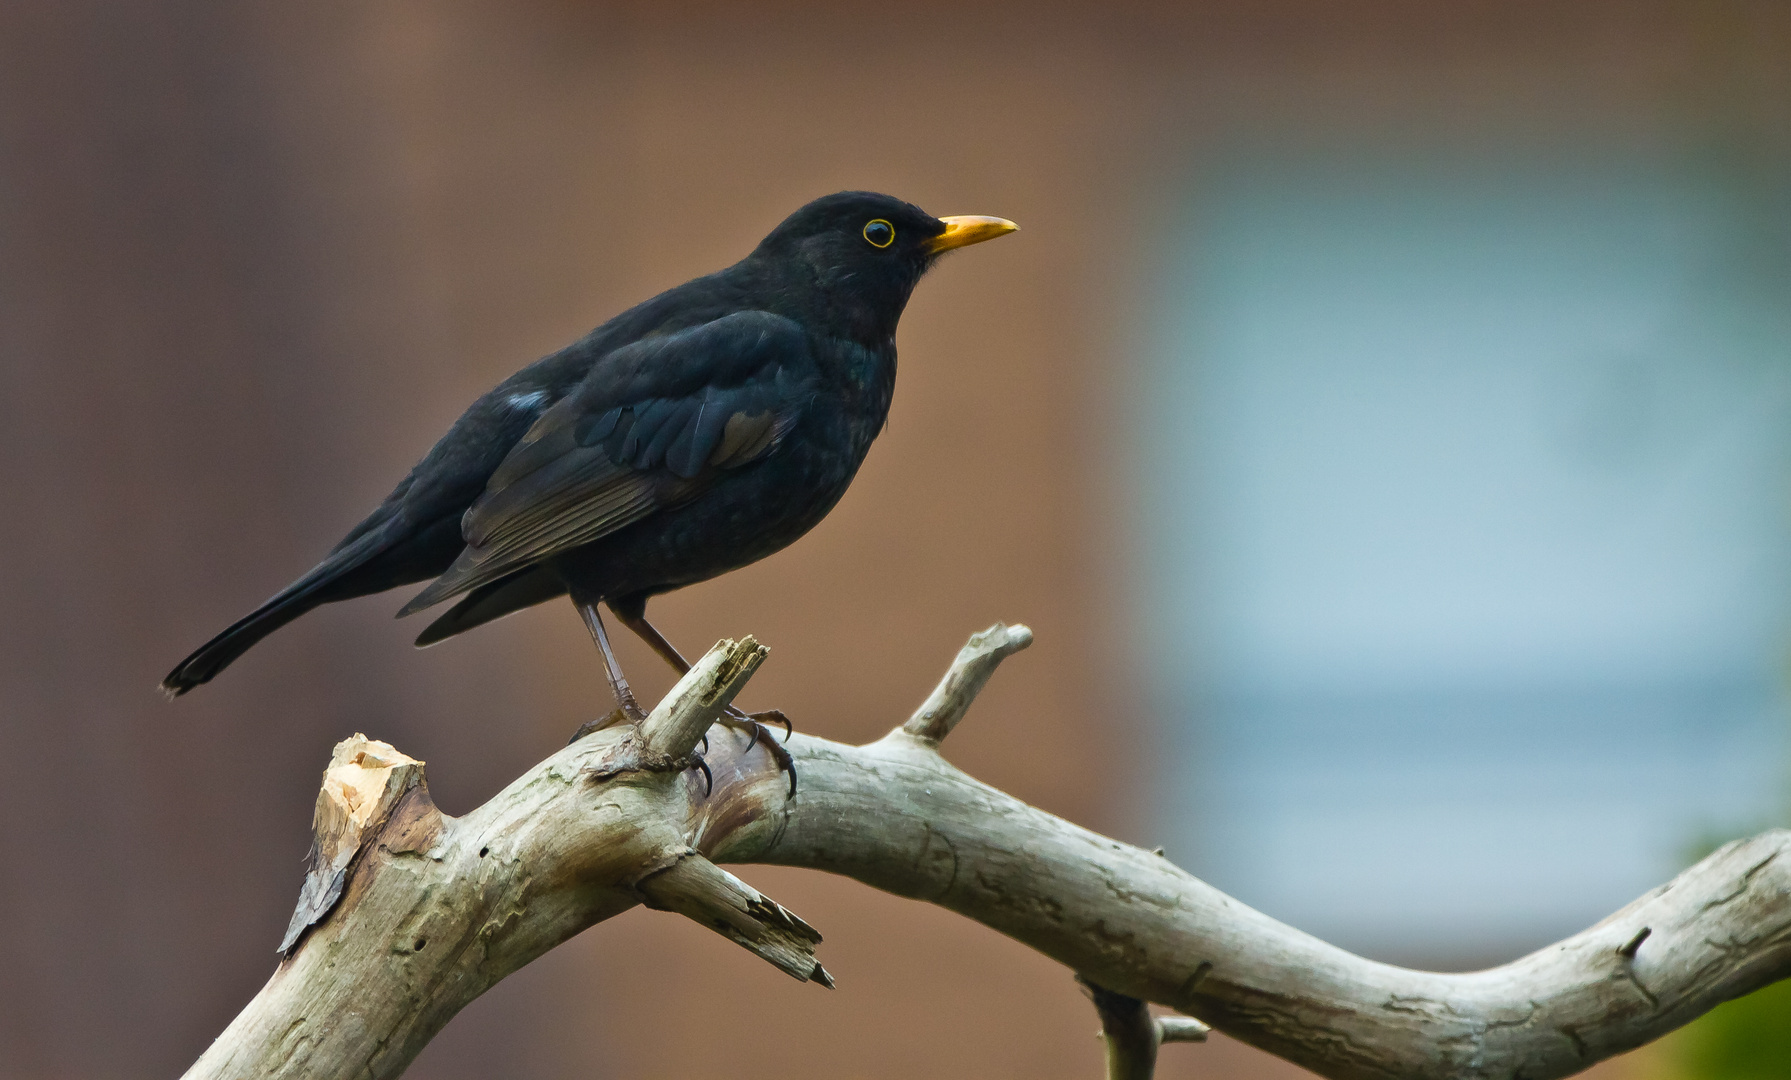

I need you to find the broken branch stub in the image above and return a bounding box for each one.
[278,735,424,953]
[637,852,832,986]
[902,621,1032,743]
[639,636,768,758]
[1157,1017,1210,1043]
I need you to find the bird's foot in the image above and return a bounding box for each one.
[742,707,794,742]
[568,705,715,796]
[567,685,651,744]
[717,707,798,797]
[569,707,631,744]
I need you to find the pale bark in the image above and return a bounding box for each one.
[185,624,1791,1080]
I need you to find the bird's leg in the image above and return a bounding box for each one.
[572,596,645,731]
[609,598,798,796]
[608,601,792,739]
[568,596,712,793]
[608,602,696,674]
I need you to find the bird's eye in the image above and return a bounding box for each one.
[862,219,894,248]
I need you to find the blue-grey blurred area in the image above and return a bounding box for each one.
[1143,154,1791,964]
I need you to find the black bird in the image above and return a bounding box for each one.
[163,191,1016,763]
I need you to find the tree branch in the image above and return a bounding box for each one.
[184,623,1791,1080]
[1079,976,1209,1080]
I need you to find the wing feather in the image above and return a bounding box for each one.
[398,310,814,616]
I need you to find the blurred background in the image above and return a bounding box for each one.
[3,2,1789,1078]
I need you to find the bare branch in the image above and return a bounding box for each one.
[721,739,1791,1080]
[902,621,1032,742]
[185,624,1791,1080]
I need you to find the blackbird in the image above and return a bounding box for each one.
[162,191,1016,773]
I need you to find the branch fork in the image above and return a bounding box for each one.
[1081,977,1211,1080]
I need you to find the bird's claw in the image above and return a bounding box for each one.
[748,708,794,742]
[763,732,797,798]
[690,753,713,797]
[718,707,798,798]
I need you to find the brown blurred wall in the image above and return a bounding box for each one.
[1,3,1785,1078]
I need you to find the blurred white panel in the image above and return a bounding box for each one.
[1140,156,1791,963]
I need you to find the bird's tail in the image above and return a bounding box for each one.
[160,527,395,696]
[160,586,328,697]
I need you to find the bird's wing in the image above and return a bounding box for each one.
[398,311,811,614]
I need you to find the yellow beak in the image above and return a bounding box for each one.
[927,215,1019,254]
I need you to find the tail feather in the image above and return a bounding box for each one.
[160,587,328,696]
[160,526,400,696]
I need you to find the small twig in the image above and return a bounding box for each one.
[1618,926,1652,959]
[902,622,1032,743]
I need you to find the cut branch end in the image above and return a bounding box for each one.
[279,734,431,954]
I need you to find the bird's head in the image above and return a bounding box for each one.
[746,191,1017,342]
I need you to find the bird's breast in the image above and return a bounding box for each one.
[814,336,896,450]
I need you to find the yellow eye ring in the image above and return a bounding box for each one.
[863,219,895,248]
